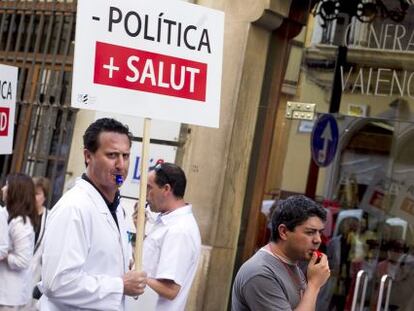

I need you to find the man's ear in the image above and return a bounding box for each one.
[84,149,92,167]
[163,183,172,195]
[278,224,289,241]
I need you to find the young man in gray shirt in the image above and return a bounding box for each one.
[232,195,330,311]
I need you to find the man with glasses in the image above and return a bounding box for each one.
[143,161,201,311]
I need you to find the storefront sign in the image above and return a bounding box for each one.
[344,23,414,52]
[0,64,17,154]
[72,0,224,128]
[341,20,414,98]
[341,66,414,98]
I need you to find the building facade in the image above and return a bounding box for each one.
[12,0,414,310]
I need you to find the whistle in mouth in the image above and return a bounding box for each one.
[115,175,123,186]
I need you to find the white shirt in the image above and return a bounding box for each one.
[0,212,35,306]
[0,206,8,260]
[39,179,130,311]
[143,204,201,311]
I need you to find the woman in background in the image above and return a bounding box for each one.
[24,177,50,310]
[0,173,38,311]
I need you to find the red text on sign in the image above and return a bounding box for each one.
[94,42,207,101]
[0,107,9,136]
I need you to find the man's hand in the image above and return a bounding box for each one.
[123,270,147,296]
[294,253,331,311]
[306,252,330,290]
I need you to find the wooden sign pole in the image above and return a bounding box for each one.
[134,117,151,270]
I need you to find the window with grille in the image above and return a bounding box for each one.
[0,0,77,206]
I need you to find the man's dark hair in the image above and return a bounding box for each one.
[270,195,326,242]
[151,162,187,198]
[83,118,132,153]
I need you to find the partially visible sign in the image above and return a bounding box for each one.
[361,172,398,218]
[390,183,414,226]
[95,112,181,142]
[72,0,224,128]
[0,64,17,154]
[311,114,339,167]
[347,103,368,117]
[122,141,177,199]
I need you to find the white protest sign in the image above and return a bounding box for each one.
[0,64,17,155]
[95,111,181,141]
[72,0,224,128]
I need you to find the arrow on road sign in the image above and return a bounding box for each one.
[311,114,339,167]
[318,121,333,163]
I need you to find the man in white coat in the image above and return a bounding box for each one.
[40,118,147,310]
[143,162,201,311]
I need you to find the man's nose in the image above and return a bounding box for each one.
[115,155,126,169]
[313,232,322,244]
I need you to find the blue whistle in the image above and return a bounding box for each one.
[115,175,123,186]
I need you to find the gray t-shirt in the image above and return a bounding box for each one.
[232,249,307,311]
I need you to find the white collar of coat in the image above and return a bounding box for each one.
[156,204,192,225]
[76,178,114,215]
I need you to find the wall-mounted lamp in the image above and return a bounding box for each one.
[313,0,411,26]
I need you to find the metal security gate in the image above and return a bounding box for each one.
[0,0,77,205]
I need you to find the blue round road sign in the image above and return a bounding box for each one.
[311,114,339,167]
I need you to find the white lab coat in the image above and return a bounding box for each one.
[23,208,48,311]
[0,212,35,306]
[0,207,8,260]
[39,179,130,311]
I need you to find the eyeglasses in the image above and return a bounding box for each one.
[154,163,172,186]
